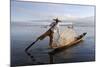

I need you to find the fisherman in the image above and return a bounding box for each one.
[25,18,61,51]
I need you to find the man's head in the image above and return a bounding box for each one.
[53,18,61,23]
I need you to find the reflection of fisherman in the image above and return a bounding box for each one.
[25,18,61,51]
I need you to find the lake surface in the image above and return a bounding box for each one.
[11,23,95,66]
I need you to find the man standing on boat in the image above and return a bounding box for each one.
[48,18,61,47]
[25,18,61,51]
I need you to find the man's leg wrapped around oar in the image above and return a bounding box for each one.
[25,29,54,51]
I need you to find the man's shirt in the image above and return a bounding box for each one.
[49,22,60,33]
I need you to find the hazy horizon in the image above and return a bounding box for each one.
[11,1,95,23]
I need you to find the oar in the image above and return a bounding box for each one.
[25,38,39,51]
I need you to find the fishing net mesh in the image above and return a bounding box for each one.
[53,27,77,47]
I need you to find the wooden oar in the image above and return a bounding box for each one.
[25,38,39,51]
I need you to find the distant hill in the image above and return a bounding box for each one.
[11,16,95,27]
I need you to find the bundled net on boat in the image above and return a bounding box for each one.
[53,27,77,47]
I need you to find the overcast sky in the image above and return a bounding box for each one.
[11,1,95,22]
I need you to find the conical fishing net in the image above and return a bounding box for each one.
[53,27,77,47]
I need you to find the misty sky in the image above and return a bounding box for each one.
[11,1,95,22]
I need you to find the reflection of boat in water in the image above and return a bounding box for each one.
[25,50,57,64]
[25,50,56,64]
[25,51,46,64]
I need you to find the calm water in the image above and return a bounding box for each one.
[11,23,95,66]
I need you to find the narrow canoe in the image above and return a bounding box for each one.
[49,32,87,55]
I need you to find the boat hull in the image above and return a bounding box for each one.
[49,32,87,54]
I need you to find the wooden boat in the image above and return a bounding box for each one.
[49,32,87,55]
